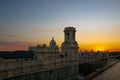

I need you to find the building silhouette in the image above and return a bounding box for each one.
[29,27,79,61]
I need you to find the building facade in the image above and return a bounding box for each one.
[29,27,79,62]
[61,27,79,60]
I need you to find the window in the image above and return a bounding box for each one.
[66,33,69,39]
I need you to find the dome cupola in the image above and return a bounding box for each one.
[50,37,56,47]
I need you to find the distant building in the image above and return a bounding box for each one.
[28,27,79,62]
[29,37,59,53]
[0,51,34,59]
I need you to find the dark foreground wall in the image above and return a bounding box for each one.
[2,60,108,80]
[3,64,79,80]
[79,60,107,76]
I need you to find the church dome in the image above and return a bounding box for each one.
[50,37,56,47]
[37,44,41,48]
[42,44,47,47]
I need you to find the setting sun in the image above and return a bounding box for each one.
[94,46,106,51]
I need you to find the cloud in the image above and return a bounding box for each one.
[0,41,37,51]
[0,28,17,42]
[0,34,16,42]
[0,41,34,46]
[0,31,5,42]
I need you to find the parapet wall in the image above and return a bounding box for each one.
[0,58,79,79]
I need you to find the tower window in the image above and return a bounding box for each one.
[66,33,69,39]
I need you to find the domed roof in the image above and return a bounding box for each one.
[50,37,56,46]
[42,44,47,47]
[37,44,41,47]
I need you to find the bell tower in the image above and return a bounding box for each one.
[61,27,78,60]
[64,27,76,42]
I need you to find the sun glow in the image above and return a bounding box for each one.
[95,46,106,51]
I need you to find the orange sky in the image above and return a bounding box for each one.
[79,43,120,52]
[0,41,120,52]
[0,25,120,52]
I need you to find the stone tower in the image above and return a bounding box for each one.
[61,27,78,60]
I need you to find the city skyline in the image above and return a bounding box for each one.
[0,0,120,52]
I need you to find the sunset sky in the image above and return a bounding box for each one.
[0,0,120,52]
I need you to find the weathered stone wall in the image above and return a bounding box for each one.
[2,64,79,80]
[0,57,79,79]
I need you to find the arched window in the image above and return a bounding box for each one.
[66,33,69,39]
